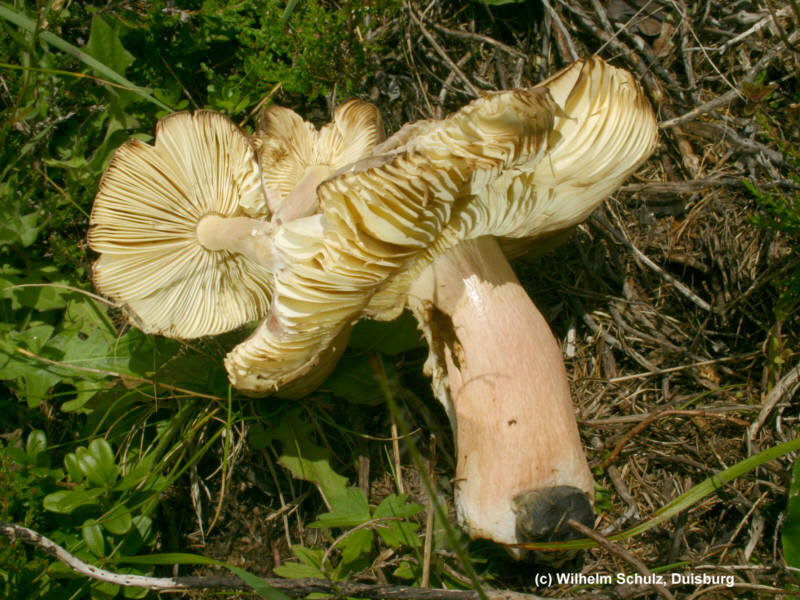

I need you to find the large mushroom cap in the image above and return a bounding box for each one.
[88,110,272,339]
[225,86,560,392]
[225,57,657,395]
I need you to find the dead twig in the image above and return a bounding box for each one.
[0,521,552,599]
[567,520,677,600]
[407,6,480,98]
[749,361,800,441]
[659,30,800,128]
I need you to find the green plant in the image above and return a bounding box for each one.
[1,430,164,599]
[748,178,800,321]
[785,456,800,569]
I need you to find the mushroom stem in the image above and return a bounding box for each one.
[196,215,275,267]
[271,165,334,224]
[407,236,594,550]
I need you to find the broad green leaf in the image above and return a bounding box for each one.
[0,199,43,248]
[311,487,370,528]
[272,561,325,579]
[348,311,424,354]
[88,438,119,487]
[274,408,350,507]
[274,545,325,579]
[373,494,424,548]
[120,516,154,556]
[0,266,71,310]
[84,15,135,77]
[292,545,324,569]
[337,528,373,570]
[43,487,104,513]
[225,565,291,600]
[374,494,425,519]
[90,579,119,600]
[393,561,420,580]
[102,505,133,535]
[325,355,398,406]
[64,452,85,483]
[25,429,47,462]
[76,446,104,487]
[82,520,106,558]
[783,455,800,567]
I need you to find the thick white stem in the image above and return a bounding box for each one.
[196,215,274,267]
[408,236,593,545]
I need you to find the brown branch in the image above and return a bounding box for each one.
[0,522,551,600]
[620,177,800,195]
[407,6,480,98]
[659,30,800,128]
[567,520,676,600]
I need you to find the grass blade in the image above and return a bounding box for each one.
[521,436,800,552]
[0,4,172,111]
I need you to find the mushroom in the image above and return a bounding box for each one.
[88,111,273,338]
[89,101,383,342]
[225,57,658,554]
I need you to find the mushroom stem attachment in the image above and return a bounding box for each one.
[196,215,275,268]
[271,165,334,224]
[407,236,594,552]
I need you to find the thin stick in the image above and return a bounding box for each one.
[597,409,750,470]
[407,7,480,98]
[421,434,436,588]
[659,31,800,128]
[592,214,712,312]
[0,521,551,599]
[749,361,800,440]
[540,0,578,61]
[606,355,753,384]
[4,283,118,307]
[567,519,676,600]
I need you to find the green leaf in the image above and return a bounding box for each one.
[90,579,119,600]
[312,487,371,528]
[84,16,135,78]
[393,560,420,580]
[274,545,326,579]
[83,520,106,558]
[226,565,291,600]
[337,528,373,570]
[325,355,398,406]
[120,515,154,556]
[102,504,133,535]
[88,438,119,487]
[43,487,104,513]
[783,455,800,567]
[274,408,350,507]
[64,452,85,483]
[273,561,325,579]
[348,311,424,354]
[25,429,47,462]
[373,494,424,548]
